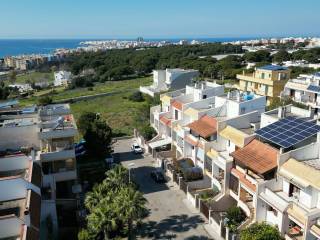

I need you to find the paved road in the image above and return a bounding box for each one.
[113,138,215,240]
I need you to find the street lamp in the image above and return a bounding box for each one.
[128,163,135,183]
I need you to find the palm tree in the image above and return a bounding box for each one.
[87,198,118,240]
[116,186,147,239]
[85,181,109,211]
[105,165,129,191]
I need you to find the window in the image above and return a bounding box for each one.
[261,73,265,79]
[229,174,239,194]
[240,107,246,114]
[268,205,278,216]
[202,94,207,99]
[289,183,300,197]
[175,110,179,120]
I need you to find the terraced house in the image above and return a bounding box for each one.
[148,79,320,239]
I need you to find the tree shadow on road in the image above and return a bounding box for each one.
[132,166,169,194]
[112,151,144,163]
[137,214,211,240]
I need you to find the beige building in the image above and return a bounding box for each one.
[237,65,291,102]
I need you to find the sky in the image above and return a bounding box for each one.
[1,0,320,39]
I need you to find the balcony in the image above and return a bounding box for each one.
[52,170,77,182]
[40,148,75,162]
[39,127,77,140]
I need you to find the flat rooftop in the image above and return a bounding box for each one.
[0,117,38,128]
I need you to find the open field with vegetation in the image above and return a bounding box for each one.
[19,76,153,136]
[19,76,152,106]
[71,91,149,136]
[13,71,54,84]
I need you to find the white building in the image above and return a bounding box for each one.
[54,71,72,87]
[281,72,320,109]
[0,103,79,239]
[9,83,33,93]
[0,153,41,240]
[140,68,199,97]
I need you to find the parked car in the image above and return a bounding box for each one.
[150,171,166,183]
[131,143,143,154]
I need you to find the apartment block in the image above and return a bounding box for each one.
[0,103,79,239]
[237,65,291,102]
[0,153,41,240]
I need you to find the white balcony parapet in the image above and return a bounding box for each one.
[40,149,75,162]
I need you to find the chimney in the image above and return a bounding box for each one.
[278,106,285,119]
[236,91,241,102]
[309,106,315,119]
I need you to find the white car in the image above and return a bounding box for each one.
[131,143,143,154]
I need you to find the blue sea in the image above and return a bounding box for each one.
[0,37,256,58]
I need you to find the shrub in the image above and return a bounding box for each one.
[240,222,283,240]
[129,91,144,102]
[226,206,246,232]
[38,96,53,106]
[139,124,156,141]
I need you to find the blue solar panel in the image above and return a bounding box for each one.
[258,65,288,71]
[307,85,320,93]
[256,116,320,148]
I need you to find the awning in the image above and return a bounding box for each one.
[279,158,320,190]
[197,148,205,161]
[149,138,172,149]
[160,95,171,104]
[184,107,199,118]
[219,126,248,148]
[287,203,307,226]
[206,149,218,159]
[259,190,289,212]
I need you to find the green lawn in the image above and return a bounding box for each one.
[13,71,54,84]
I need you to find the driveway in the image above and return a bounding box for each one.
[113,138,216,240]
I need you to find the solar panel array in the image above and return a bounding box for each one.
[256,116,320,148]
[307,85,320,93]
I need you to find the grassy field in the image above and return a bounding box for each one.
[19,76,152,106]
[20,76,153,136]
[14,71,54,84]
[71,91,150,136]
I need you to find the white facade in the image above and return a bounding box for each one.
[281,72,320,109]
[54,70,72,86]
[140,68,199,97]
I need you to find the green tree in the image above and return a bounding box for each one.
[77,112,98,135]
[116,186,147,239]
[8,70,17,84]
[272,50,291,63]
[87,198,118,240]
[84,118,112,157]
[38,96,53,106]
[82,166,147,239]
[240,222,283,240]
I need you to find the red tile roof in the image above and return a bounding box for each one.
[172,100,183,111]
[187,115,217,138]
[185,135,204,148]
[231,139,278,175]
[160,115,172,126]
[231,168,257,192]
